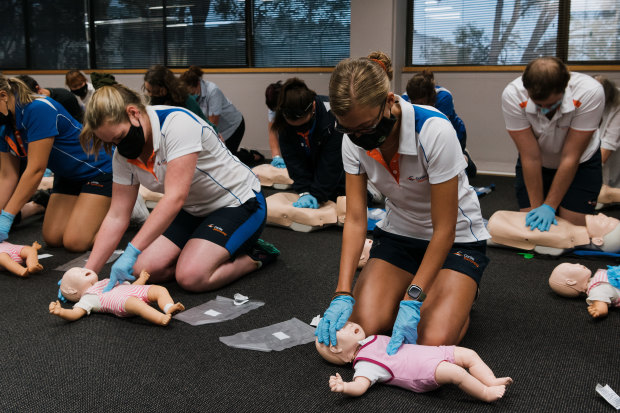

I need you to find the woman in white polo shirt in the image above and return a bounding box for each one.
[79,84,278,293]
[315,54,489,354]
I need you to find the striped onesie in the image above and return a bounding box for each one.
[0,242,25,264]
[587,269,620,308]
[73,279,152,317]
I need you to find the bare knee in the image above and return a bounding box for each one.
[350,307,396,337]
[418,325,460,346]
[176,268,214,292]
[42,230,63,249]
[62,234,93,253]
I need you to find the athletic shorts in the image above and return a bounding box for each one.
[163,190,266,256]
[514,151,602,214]
[52,172,113,197]
[368,227,489,285]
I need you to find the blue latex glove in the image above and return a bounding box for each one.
[293,193,318,209]
[386,300,422,355]
[103,243,141,292]
[57,280,68,304]
[0,210,15,242]
[270,156,286,169]
[315,295,355,346]
[525,204,557,232]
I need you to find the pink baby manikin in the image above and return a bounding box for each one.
[0,241,43,277]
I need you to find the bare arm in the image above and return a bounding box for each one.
[130,152,197,251]
[406,176,458,295]
[329,373,371,396]
[0,152,20,210]
[336,173,368,294]
[208,115,220,127]
[508,128,544,209]
[544,129,594,210]
[601,148,612,164]
[48,301,87,322]
[268,120,281,157]
[85,183,137,273]
[3,138,53,215]
[132,270,150,285]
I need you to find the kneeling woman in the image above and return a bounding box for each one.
[80,84,275,293]
[0,75,112,252]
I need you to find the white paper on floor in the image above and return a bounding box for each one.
[54,250,123,271]
[174,295,264,326]
[219,317,316,352]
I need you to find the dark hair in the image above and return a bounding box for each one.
[144,64,187,106]
[522,57,570,101]
[16,75,39,92]
[272,78,316,132]
[179,65,203,90]
[406,70,436,105]
[594,75,619,109]
[265,81,282,111]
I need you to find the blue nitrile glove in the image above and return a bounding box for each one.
[293,193,318,209]
[57,280,68,304]
[270,155,286,169]
[103,243,141,292]
[315,295,355,346]
[386,300,422,355]
[0,210,15,242]
[525,204,557,232]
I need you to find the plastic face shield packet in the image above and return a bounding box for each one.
[54,250,123,271]
[219,317,316,352]
[174,295,265,326]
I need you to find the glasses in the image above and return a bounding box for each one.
[335,99,386,135]
[282,101,313,120]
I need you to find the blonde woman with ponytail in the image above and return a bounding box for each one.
[315,53,489,355]
[0,75,112,252]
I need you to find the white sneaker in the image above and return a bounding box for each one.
[130,193,150,225]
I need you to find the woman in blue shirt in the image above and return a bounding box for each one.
[0,75,112,252]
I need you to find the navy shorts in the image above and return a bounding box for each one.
[163,191,266,256]
[515,151,602,214]
[368,227,489,285]
[52,172,113,197]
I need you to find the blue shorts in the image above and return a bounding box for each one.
[515,151,602,214]
[163,191,266,257]
[52,172,113,197]
[368,227,489,285]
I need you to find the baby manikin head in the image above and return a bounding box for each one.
[586,214,620,252]
[59,267,99,302]
[315,321,366,365]
[548,263,591,297]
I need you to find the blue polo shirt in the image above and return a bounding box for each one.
[0,96,112,180]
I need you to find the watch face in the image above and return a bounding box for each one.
[408,285,422,299]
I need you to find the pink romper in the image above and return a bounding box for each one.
[0,242,25,264]
[353,335,455,392]
[84,279,152,317]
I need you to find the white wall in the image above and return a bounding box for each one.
[15,0,620,175]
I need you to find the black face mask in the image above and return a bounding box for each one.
[150,95,169,105]
[0,110,14,128]
[116,122,145,159]
[294,114,315,134]
[71,84,88,99]
[351,114,397,151]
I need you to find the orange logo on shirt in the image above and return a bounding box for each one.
[572,99,582,108]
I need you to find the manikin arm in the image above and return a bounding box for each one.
[49,301,87,321]
[132,270,150,285]
[587,301,609,318]
[329,373,371,397]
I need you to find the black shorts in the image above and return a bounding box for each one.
[52,172,113,197]
[515,151,602,214]
[368,227,489,285]
[163,190,266,256]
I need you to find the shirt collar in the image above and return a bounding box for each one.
[525,87,575,115]
[146,106,161,153]
[396,96,418,156]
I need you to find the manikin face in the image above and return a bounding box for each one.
[335,322,366,352]
[586,214,620,241]
[60,267,99,301]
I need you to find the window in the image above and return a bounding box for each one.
[408,0,619,66]
[0,0,350,70]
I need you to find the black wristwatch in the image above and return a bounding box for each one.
[407,284,426,302]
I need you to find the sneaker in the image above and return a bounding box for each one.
[248,239,280,269]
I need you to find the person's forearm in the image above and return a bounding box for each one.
[130,194,183,252]
[0,171,19,211]
[601,148,611,164]
[544,159,580,210]
[268,126,281,157]
[409,228,454,296]
[4,169,45,215]
[520,157,544,208]
[86,215,129,273]
[337,218,367,293]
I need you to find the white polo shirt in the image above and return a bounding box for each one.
[113,106,261,217]
[342,98,489,243]
[502,72,605,169]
